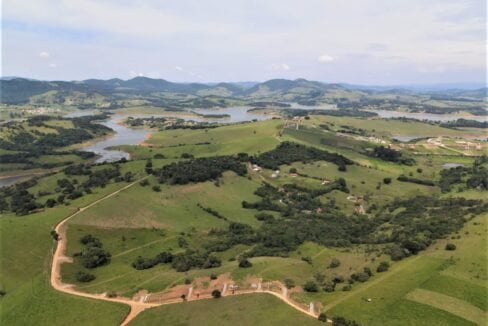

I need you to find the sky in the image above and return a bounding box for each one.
[1,0,486,85]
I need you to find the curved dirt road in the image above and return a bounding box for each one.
[49,177,319,325]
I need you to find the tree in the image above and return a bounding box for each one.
[303,281,319,292]
[45,198,56,208]
[445,243,457,251]
[211,289,221,298]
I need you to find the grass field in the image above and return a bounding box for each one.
[117,119,283,160]
[130,293,322,326]
[1,113,486,325]
[0,181,133,325]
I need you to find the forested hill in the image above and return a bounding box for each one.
[1,77,486,115]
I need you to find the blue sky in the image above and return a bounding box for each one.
[2,0,486,84]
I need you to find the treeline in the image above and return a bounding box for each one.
[154,155,247,185]
[283,108,378,118]
[132,249,221,272]
[439,156,488,192]
[151,142,355,185]
[369,146,415,165]
[440,119,488,129]
[125,116,221,130]
[397,175,435,186]
[0,162,126,215]
[0,114,112,169]
[251,141,354,171]
[384,196,485,260]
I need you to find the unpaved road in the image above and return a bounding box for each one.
[49,177,319,325]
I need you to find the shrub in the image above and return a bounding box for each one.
[342,284,352,291]
[303,281,319,292]
[356,272,370,282]
[210,273,217,280]
[211,289,221,298]
[238,257,252,268]
[284,278,295,289]
[152,185,161,192]
[363,267,373,276]
[329,258,341,268]
[376,261,390,272]
[255,212,274,221]
[383,177,392,184]
[181,153,194,159]
[139,179,150,187]
[301,256,313,264]
[318,313,327,322]
[75,271,96,282]
[445,243,457,251]
[50,230,59,241]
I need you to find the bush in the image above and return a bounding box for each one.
[303,281,319,292]
[342,284,352,291]
[329,258,341,268]
[75,271,96,282]
[383,177,392,184]
[211,289,221,298]
[238,257,252,268]
[332,316,360,326]
[318,313,327,322]
[152,185,161,192]
[284,278,295,289]
[301,256,313,264]
[210,273,217,280]
[181,153,194,159]
[139,179,150,187]
[445,243,457,251]
[376,261,390,272]
[356,272,370,282]
[255,212,274,221]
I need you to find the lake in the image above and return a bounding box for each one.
[369,110,488,122]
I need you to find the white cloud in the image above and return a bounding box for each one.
[39,51,50,58]
[318,55,334,63]
[269,63,290,71]
[48,63,56,68]
[2,0,485,83]
[129,70,144,77]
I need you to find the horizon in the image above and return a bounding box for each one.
[2,75,486,90]
[3,0,486,85]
